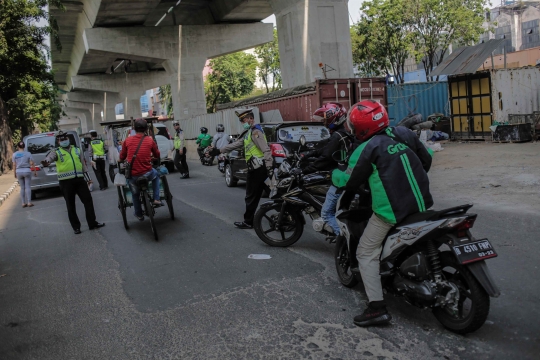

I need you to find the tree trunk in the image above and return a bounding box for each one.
[0,97,14,174]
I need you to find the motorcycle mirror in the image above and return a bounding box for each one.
[299,135,306,147]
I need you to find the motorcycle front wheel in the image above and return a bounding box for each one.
[432,252,490,334]
[253,203,304,247]
[334,235,359,288]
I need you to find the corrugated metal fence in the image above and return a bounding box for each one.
[387,82,449,125]
[179,107,260,139]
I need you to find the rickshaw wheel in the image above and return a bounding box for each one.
[117,186,129,230]
[161,176,175,220]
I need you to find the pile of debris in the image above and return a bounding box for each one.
[396,113,450,152]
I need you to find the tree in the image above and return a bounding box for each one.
[0,0,64,171]
[204,52,259,113]
[350,21,387,77]
[407,0,487,81]
[354,0,413,84]
[254,28,282,93]
[158,84,173,117]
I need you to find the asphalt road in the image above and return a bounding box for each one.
[0,162,538,359]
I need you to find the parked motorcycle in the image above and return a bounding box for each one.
[334,190,500,334]
[253,136,335,247]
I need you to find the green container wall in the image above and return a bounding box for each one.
[387,82,449,126]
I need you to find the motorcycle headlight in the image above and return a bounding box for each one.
[277,177,293,189]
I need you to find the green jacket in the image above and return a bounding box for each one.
[196,133,212,148]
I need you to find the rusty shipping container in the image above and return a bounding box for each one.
[217,78,387,122]
[449,67,540,140]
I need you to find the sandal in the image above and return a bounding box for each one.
[22,204,27,208]
[28,203,34,207]
[136,215,144,221]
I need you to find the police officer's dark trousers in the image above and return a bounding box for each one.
[244,166,268,225]
[59,177,97,230]
[93,158,108,189]
[174,147,189,174]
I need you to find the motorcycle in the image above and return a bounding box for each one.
[334,189,500,334]
[217,153,226,173]
[253,136,336,247]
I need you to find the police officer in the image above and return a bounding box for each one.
[214,109,273,229]
[41,131,105,234]
[88,130,108,190]
[173,121,189,179]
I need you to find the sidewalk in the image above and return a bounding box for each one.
[0,170,19,207]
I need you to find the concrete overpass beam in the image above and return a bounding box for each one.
[63,107,92,134]
[83,23,273,119]
[269,0,354,88]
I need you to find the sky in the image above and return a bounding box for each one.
[263,0,364,25]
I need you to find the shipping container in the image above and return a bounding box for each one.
[216,78,387,122]
[449,67,540,140]
[387,82,449,126]
[178,108,260,139]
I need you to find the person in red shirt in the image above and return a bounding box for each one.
[120,119,163,221]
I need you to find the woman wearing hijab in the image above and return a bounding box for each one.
[12,141,37,208]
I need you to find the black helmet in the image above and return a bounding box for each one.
[134,118,148,132]
[216,124,224,132]
[200,127,208,134]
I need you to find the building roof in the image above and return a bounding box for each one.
[429,39,505,77]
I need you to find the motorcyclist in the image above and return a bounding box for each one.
[299,102,353,239]
[196,127,213,160]
[332,100,433,327]
[211,124,230,150]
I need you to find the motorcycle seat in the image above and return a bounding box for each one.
[397,204,474,227]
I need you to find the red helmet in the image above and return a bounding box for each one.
[347,100,389,141]
[313,102,347,130]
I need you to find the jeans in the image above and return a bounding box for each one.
[17,172,32,205]
[356,213,394,302]
[321,185,341,235]
[128,168,160,217]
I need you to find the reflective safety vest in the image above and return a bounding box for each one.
[174,131,183,150]
[91,139,105,156]
[56,146,84,180]
[244,129,265,162]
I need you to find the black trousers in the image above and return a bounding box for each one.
[59,177,97,230]
[244,166,268,225]
[93,159,108,189]
[174,148,189,174]
[197,147,205,159]
[109,164,117,183]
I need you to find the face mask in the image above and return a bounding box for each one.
[59,140,70,148]
[243,122,251,130]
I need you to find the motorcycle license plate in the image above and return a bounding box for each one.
[452,238,497,264]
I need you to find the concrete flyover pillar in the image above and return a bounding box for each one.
[64,99,103,132]
[66,91,107,130]
[82,23,273,120]
[269,0,354,88]
[63,107,92,134]
[123,94,143,120]
[104,92,120,122]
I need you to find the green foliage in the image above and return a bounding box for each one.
[407,0,488,81]
[353,0,413,83]
[254,28,282,93]
[158,84,173,117]
[0,0,64,136]
[204,52,259,113]
[351,0,488,82]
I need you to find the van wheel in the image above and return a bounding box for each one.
[31,190,37,200]
[225,165,238,187]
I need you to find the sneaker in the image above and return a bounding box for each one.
[353,301,392,327]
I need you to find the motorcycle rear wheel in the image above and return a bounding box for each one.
[253,203,304,247]
[334,235,359,288]
[432,251,490,334]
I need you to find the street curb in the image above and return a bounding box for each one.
[0,181,19,207]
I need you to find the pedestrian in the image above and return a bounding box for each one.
[88,130,109,190]
[172,121,189,179]
[214,109,273,229]
[119,118,163,221]
[196,127,212,160]
[12,141,37,208]
[41,131,105,234]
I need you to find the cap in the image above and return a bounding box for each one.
[56,130,68,138]
[89,130,96,133]
[173,121,180,125]
[235,109,254,121]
